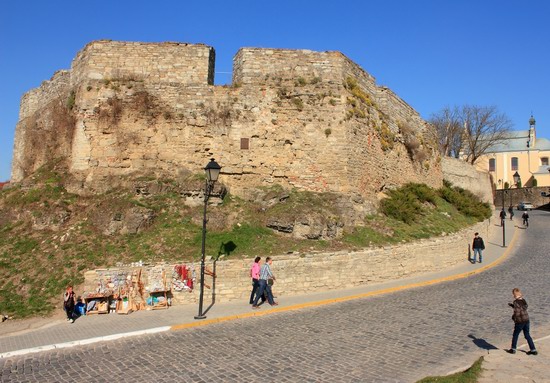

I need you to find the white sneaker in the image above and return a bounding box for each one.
[70,319,75,323]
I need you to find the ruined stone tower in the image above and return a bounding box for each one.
[11,40,442,207]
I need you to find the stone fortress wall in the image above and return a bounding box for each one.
[12,71,73,181]
[12,40,443,207]
[82,218,490,305]
[209,218,489,303]
[69,41,215,87]
[18,70,72,121]
[12,41,495,307]
[442,157,494,205]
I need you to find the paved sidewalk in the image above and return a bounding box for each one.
[478,334,550,383]
[1,213,547,381]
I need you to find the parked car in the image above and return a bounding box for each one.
[517,202,534,211]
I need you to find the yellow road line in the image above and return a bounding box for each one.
[172,228,519,332]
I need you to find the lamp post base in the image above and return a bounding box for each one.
[194,315,207,320]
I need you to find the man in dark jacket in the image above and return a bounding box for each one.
[506,288,537,355]
[522,212,530,227]
[472,232,485,263]
[499,209,507,226]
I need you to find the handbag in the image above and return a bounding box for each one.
[268,278,274,286]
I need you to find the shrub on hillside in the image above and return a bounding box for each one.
[405,183,438,205]
[438,180,492,221]
[380,182,491,224]
[379,183,436,224]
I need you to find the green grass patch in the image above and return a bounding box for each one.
[342,225,393,247]
[200,224,280,258]
[417,356,484,382]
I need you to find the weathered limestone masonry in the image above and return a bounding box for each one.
[12,70,72,182]
[231,48,441,200]
[442,157,494,205]
[83,219,489,304]
[69,41,215,86]
[12,40,442,207]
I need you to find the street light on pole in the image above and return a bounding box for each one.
[497,179,506,247]
[194,158,221,320]
[507,172,520,209]
[512,171,521,208]
[513,171,521,188]
[498,172,521,248]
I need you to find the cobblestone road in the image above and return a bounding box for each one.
[2,211,550,383]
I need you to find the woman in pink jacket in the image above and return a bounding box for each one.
[249,257,265,305]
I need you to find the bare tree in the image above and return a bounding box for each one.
[430,105,512,164]
[461,105,512,164]
[429,106,463,158]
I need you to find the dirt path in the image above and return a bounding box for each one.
[0,309,66,338]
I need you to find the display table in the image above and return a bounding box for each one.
[149,289,170,310]
[84,293,112,315]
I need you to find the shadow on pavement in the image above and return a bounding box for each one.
[468,334,499,350]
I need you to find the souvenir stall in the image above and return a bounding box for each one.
[146,266,169,310]
[81,262,199,316]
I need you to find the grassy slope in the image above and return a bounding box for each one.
[416,356,484,383]
[0,167,491,318]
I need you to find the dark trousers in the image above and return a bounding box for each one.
[249,278,266,304]
[264,283,275,305]
[511,321,536,351]
[253,279,275,306]
[64,303,74,320]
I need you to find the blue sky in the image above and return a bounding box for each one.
[1,1,549,182]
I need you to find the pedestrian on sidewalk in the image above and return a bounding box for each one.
[508,205,514,220]
[252,257,278,308]
[506,288,537,355]
[522,212,529,227]
[472,232,485,264]
[63,285,76,323]
[249,257,266,305]
[500,209,507,226]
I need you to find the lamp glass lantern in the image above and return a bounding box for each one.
[513,172,521,186]
[205,159,221,182]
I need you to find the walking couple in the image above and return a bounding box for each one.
[249,256,278,309]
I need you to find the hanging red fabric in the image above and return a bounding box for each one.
[174,264,188,280]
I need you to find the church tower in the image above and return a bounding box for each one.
[528,114,536,148]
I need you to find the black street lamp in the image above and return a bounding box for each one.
[510,171,521,209]
[497,179,507,247]
[500,191,506,248]
[513,171,521,188]
[506,172,520,208]
[194,158,221,320]
[498,172,521,248]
